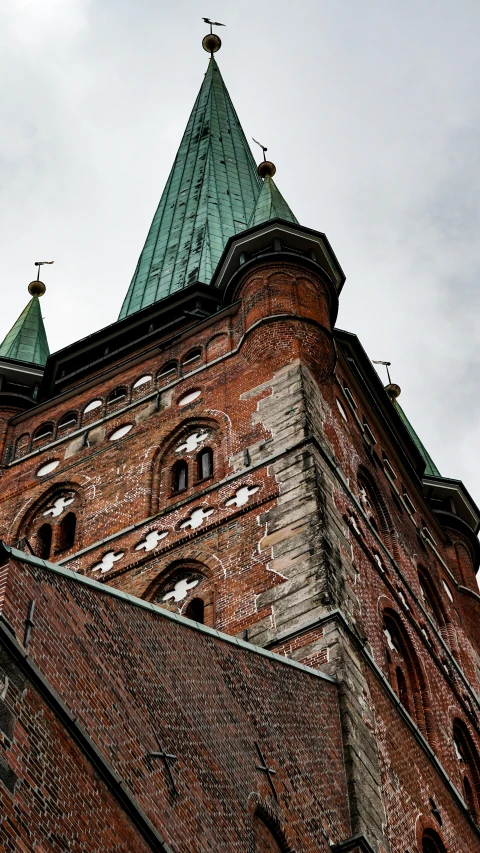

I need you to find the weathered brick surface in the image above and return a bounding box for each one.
[0,555,349,852]
[0,254,478,851]
[0,643,153,852]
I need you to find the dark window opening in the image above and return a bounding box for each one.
[184,598,204,624]
[396,666,411,714]
[197,447,213,481]
[59,512,76,551]
[107,387,127,405]
[183,349,202,367]
[173,460,188,493]
[58,412,77,431]
[33,424,54,443]
[342,383,357,409]
[159,361,177,378]
[453,720,480,819]
[383,610,437,749]
[422,830,447,853]
[362,417,377,445]
[37,524,52,559]
[464,776,477,820]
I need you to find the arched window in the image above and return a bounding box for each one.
[184,598,204,623]
[383,610,437,748]
[395,666,410,714]
[150,563,215,627]
[133,374,152,389]
[58,512,76,551]
[37,524,52,559]
[422,829,447,853]
[107,387,127,405]
[453,719,480,819]
[358,468,400,560]
[57,411,77,433]
[252,806,293,853]
[418,566,458,657]
[182,349,202,369]
[197,447,213,481]
[33,423,54,444]
[158,361,178,381]
[172,460,188,493]
[463,776,477,820]
[454,541,475,586]
[15,433,30,458]
[418,567,443,627]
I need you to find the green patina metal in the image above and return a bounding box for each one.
[248,175,298,227]
[0,295,50,367]
[119,56,263,318]
[394,400,440,477]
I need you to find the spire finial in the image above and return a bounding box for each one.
[28,261,53,297]
[253,138,276,178]
[373,359,401,400]
[202,18,225,54]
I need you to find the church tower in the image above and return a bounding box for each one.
[0,27,479,853]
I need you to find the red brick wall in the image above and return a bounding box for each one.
[0,554,350,852]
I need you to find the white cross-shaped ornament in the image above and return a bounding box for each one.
[163,578,199,603]
[383,627,397,652]
[180,507,214,531]
[43,496,74,518]
[175,431,209,454]
[359,486,371,509]
[135,530,168,552]
[91,551,124,573]
[348,514,361,536]
[225,485,259,508]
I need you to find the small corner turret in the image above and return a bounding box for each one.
[0,273,51,411]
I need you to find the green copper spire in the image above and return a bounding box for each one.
[119,56,262,319]
[0,282,50,367]
[248,175,298,227]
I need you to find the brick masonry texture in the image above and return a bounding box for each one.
[0,254,479,851]
[0,554,349,852]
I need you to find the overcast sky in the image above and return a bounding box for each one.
[1,0,480,504]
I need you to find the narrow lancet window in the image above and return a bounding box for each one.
[197,447,213,481]
[184,598,204,624]
[37,523,52,559]
[59,512,76,551]
[173,460,188,493]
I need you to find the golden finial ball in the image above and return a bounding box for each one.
[257,160,276,178]
[28,280,46,297]
[202,33,222,53]
[386,383,401,400]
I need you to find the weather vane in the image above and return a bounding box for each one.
[252,138,268,162]
[34,261,54,281]
[372,360,392,384]
[252,138,277,179]
[202,17,226,34]
[28,261,53,297]
[202,18,225,54]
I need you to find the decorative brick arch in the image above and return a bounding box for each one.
[149,415,229,514]
[418,564,459,659]
[358,465,401,561]
[415,814,449,853]
[14,432,30,459]
[248,795,296,853]
[143,559,216,627]
[15,482,84,559]
[382,606,438,750]
[453,539,475,586]
[452,716,480,820]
